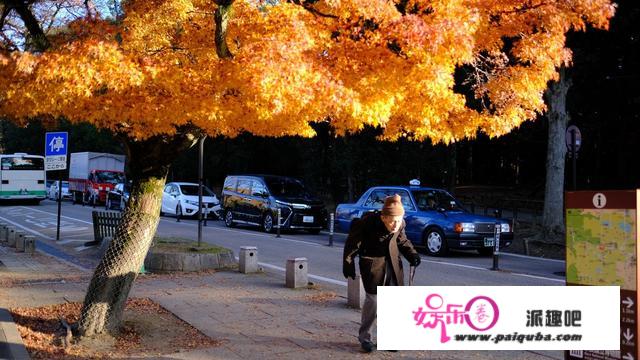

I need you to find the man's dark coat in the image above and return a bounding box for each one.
[343,213,419,294]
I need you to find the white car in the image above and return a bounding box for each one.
[161,182,220,218]
[48,180,72,200]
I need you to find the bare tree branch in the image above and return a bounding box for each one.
[287,0,338,19]
[4,0,50,51]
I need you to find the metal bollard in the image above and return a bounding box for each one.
[7,227,17,247]
[347,275,365,309]
[286,257,308,288]
[15,232,26,252]
[491,222,501,271]
[239,246,259,273]
[276,208,281,238]
[328,213,334,247]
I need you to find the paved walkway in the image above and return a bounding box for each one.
[0,244,563,360]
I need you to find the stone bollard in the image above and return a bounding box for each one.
[15,232,26,252]
[239,246,258,274]
[286,257,308,288]
[23,236,36,254]
[0,225,7,244]
[7,227,17,247]
[347,275,365,309]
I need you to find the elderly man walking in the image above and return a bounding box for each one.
[342,194,422,352]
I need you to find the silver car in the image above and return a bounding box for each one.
[48,181,72,200]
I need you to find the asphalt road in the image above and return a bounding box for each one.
[0,200,566,287]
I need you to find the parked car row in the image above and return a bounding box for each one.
[46,172,515,257]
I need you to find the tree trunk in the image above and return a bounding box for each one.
[78,130,199,337]
[447,143,457,194]
[542,67,571,242]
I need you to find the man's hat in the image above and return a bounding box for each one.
[382,194,405,216]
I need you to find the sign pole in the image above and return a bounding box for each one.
[565,125,581,191]
[571,129,577,190]
[491,223,501,271]
[56,173,62,241]
[197,136,205,247]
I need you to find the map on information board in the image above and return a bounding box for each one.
[566,208,637,290]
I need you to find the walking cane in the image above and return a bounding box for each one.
[409,265,416,286]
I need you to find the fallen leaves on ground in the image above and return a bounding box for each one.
[304,291,339,305]
[10,297,221,359]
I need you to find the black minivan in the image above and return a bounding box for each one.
[221,175,328,234]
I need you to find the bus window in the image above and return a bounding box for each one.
[1,157,45,171]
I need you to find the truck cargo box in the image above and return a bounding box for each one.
[69,152,125,180]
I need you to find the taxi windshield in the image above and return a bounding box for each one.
[412,190,464,212]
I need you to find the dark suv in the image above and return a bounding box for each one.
[221,175,328,234]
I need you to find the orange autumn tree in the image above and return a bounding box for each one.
[0,0,614,336]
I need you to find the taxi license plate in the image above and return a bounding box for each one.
[484,237,494,247]
[303,216,314,223]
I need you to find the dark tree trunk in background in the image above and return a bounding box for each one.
[542,67,571,243]
[465,142,473,184]
[447,143,457,194]
[78,130,199,336]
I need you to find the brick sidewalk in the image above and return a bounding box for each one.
[0,244,563,359]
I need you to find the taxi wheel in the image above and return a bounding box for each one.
[423,228,448,257]
[262,213,274,233]
[224,210,236,227]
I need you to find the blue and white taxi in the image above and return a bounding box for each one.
[335,180,513,256]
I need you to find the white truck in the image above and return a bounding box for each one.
[68,152,125,205]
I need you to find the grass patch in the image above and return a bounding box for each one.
[151,236,230,254]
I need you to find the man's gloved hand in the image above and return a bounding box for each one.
[343,263,356,279]
[410,254,421,267]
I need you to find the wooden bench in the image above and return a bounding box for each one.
[89,211,123,246]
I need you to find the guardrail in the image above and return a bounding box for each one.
[456,195,544,225]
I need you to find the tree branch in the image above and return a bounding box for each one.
[214,1,234,59]
[288,0,338,19]
[4,0,50,51]
[84,0,96,18]
[0,5,10,29]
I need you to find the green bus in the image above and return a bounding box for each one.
[0,153,47,203]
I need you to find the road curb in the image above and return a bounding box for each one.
[0,308,30,360]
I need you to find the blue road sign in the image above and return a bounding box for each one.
[45,132,68,156]
[45,132,68,171]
